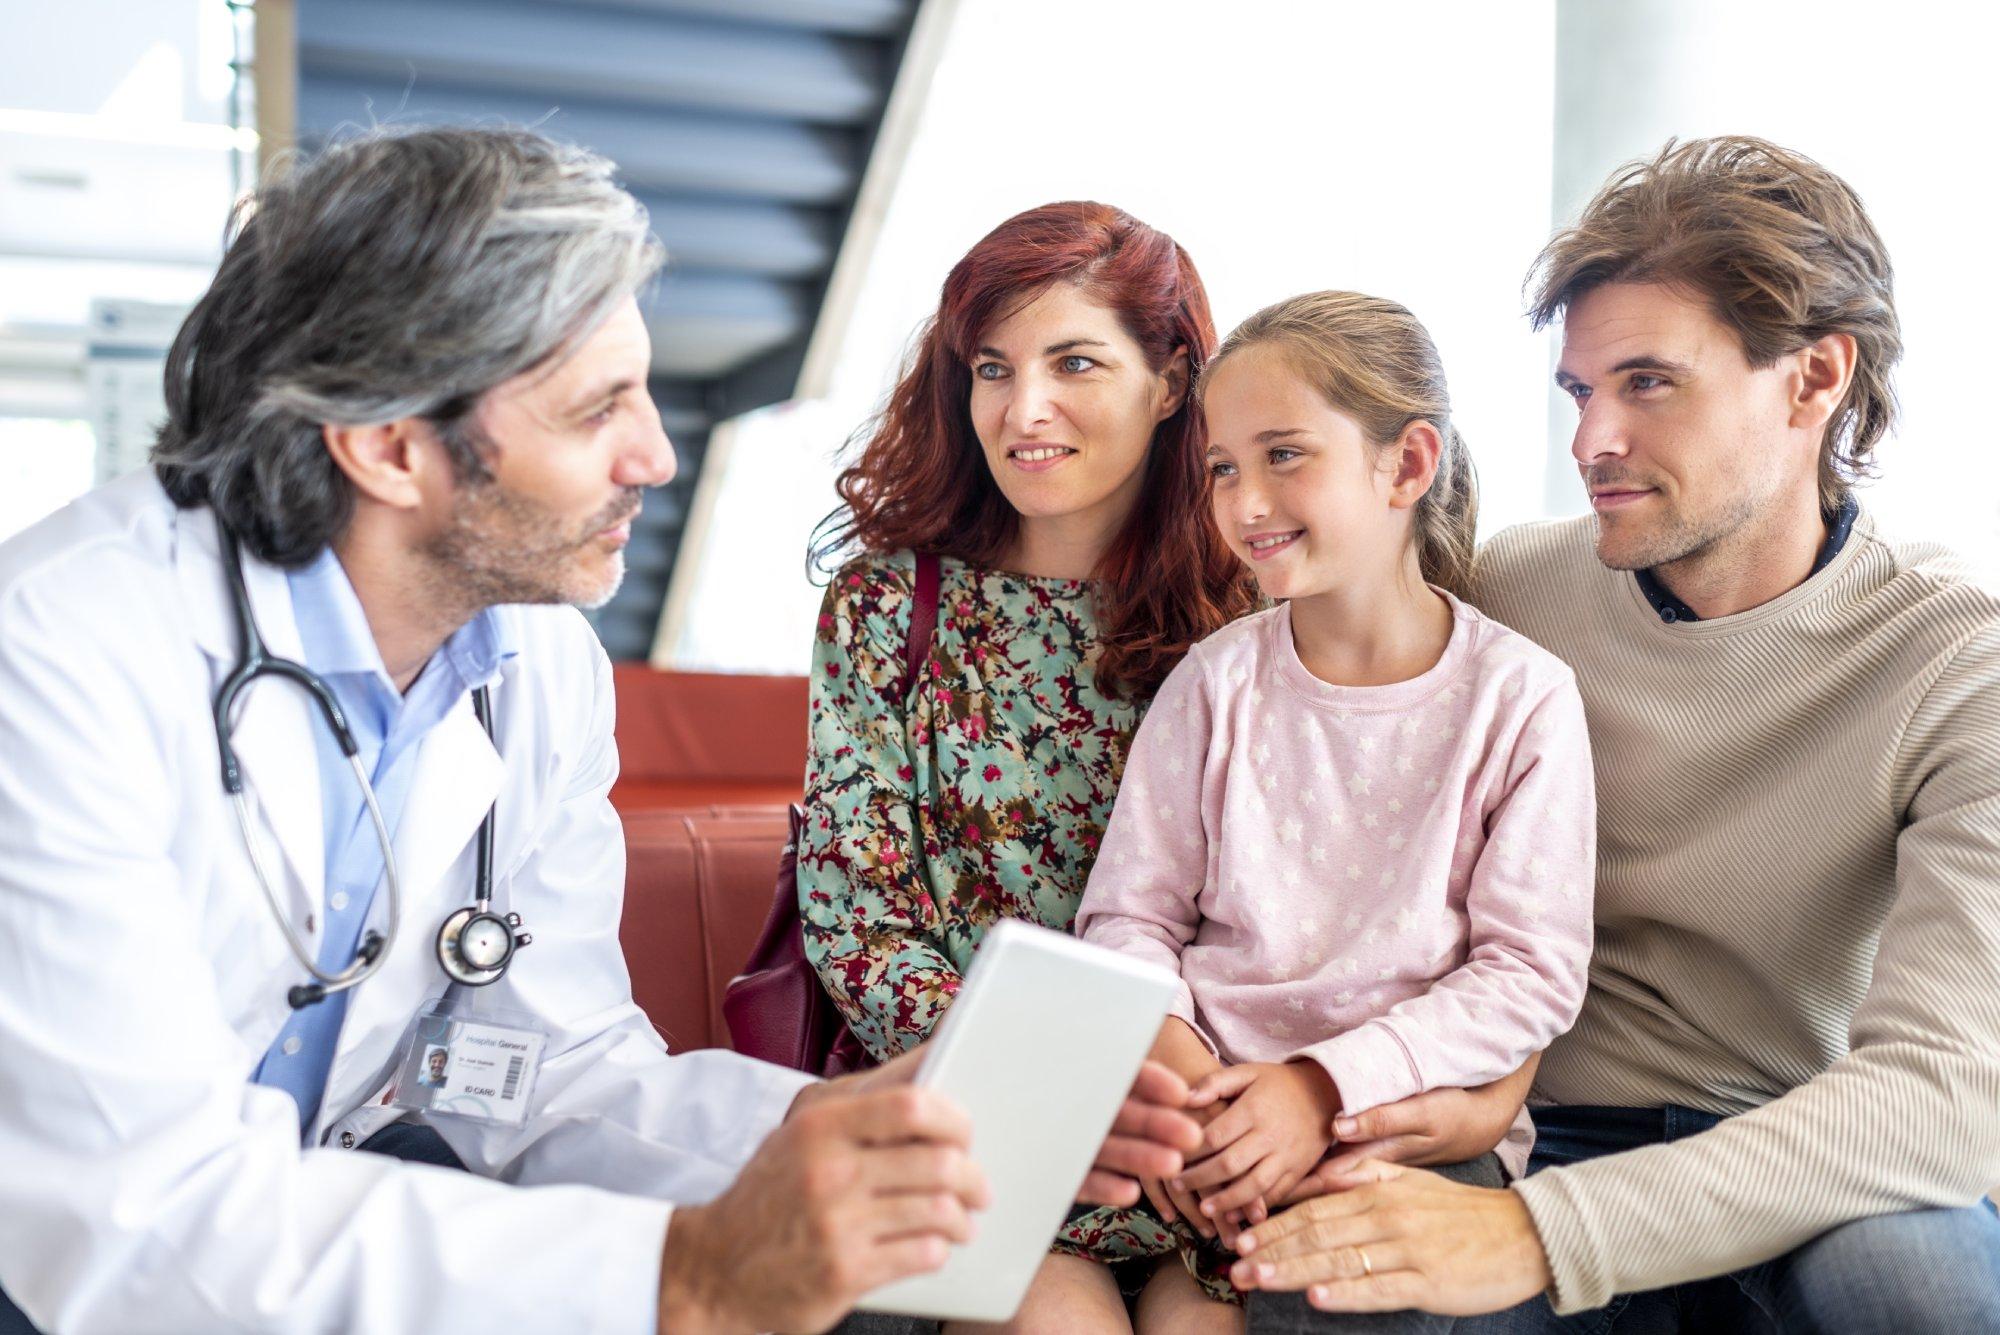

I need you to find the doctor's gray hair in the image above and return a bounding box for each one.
[152,124,663,566]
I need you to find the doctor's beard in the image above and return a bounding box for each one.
[421,477,644,612]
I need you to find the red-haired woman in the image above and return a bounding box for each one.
[801,202,1260,1331]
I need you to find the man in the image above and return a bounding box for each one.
[1229,137,2000,1330]
[0,126,1197,1334]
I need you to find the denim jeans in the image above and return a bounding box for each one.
[1461,1104,2000,1334]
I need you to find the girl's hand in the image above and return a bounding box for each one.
[1175,1062,1341,1218]
[1275,1057,1540,1205]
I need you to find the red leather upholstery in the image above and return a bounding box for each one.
[609,668,808,1052]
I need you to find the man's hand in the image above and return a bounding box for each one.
[1174,1061,1341,1219]
[657,1083,987,1335]
[1230,1161,1552,1316]
[1276,1057,1538,1205]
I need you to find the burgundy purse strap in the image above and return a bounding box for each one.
[898,551,941,701]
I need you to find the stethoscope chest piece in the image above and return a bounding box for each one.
[436,906,531,987]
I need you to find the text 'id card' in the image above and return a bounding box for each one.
[389,1001,546,1127]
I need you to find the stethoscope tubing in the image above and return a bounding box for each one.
[215,526,403,1004]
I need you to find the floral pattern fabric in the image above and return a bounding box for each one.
[798,550,1241,1298]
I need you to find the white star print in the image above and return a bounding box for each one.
[1262,774,1279,794]
[1387,831,1407,852]
[1347,772,1371,797]
[1377,966,1396,980]
[1315,759,1335,780]
[1358,736,1377,754]
[1282,867,1302,888]
[1287,996,1307,1013]
[1166,754,1185,777]
[1346,864,1362,881]
[1399,717,1420,738]
[1255,741,1272,764]
[1343,911,1363,930]
[1528,855,1551,879]
[1394,905,1422,933]
[1299,917,1318,936]
[1378,867,1395,886]
[1335,989,1356,1005]
[1396,754,1414,774]
[1280,817,1304,843]
[1301,788,1317,807]
[1362,812,1379,829]
[1424,777,1440,793]
[1309,844,1328,864]
[1387,798,1403,814]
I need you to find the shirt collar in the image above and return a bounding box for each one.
[286,548,518,688]
[1634,492,1860,626]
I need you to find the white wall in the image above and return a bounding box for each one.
[665,0,1560,671]
[1548,0,2000,561]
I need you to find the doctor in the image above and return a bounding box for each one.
[0,126,1199,1335]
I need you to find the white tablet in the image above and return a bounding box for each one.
[859,919,1179,1323]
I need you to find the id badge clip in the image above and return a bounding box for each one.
[388,999,547,1127]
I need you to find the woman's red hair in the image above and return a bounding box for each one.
[814,201,1258,698]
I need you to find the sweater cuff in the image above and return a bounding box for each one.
[1293,1022,1421,1114]
[1513,1167,1614,1315]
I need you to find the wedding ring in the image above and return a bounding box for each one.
[1356,1246,1374,1278]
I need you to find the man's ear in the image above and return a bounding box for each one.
[1386,420,1443,510]
[1156,346,1192,422]
[1789,332,1857,436]
[321,418,443,511]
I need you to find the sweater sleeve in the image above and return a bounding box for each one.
[1297,676,1596,1112]
[797,556,959,1061]
[1515,625,2000,1313]
[1073,650,1216,1040]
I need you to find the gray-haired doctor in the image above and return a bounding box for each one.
[0,126,1199,1335]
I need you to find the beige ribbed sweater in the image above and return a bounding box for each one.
[1469,510,2000,1314]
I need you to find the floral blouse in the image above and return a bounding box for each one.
[798,550,1145,1060]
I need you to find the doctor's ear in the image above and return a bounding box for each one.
[321,418,449,511]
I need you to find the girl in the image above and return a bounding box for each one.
[1075,292,1596,1331]
[799,202,1263,1334]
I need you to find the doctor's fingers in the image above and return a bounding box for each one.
[862,1188,977,1247]
[862,1143,991,1209]
[826,1084,973,1149]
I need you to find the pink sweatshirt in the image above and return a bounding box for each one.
[1075,596,1594,1174]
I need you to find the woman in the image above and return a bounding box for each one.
[801,201,1258,1331]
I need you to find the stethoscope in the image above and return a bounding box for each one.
[212,526,530,1010]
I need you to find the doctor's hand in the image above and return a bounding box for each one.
[657,1083,988,1335]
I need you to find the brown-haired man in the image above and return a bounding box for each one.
[1230,137,2000,1333]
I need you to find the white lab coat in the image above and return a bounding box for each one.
[0,473,815,1334]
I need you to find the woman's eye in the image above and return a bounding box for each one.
[1058,355,1097,374]
[1208,461,1236,478]
[973,362,1006,381]
[1269,447,1300,465]
[586,401,619,427]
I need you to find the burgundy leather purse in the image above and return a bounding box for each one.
[722,553,941,1075]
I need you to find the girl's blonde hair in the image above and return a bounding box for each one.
[1199,291,1479,598]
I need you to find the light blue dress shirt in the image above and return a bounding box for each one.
[251,549,517,1137]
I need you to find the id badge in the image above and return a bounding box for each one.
[388,1000,546,1126]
